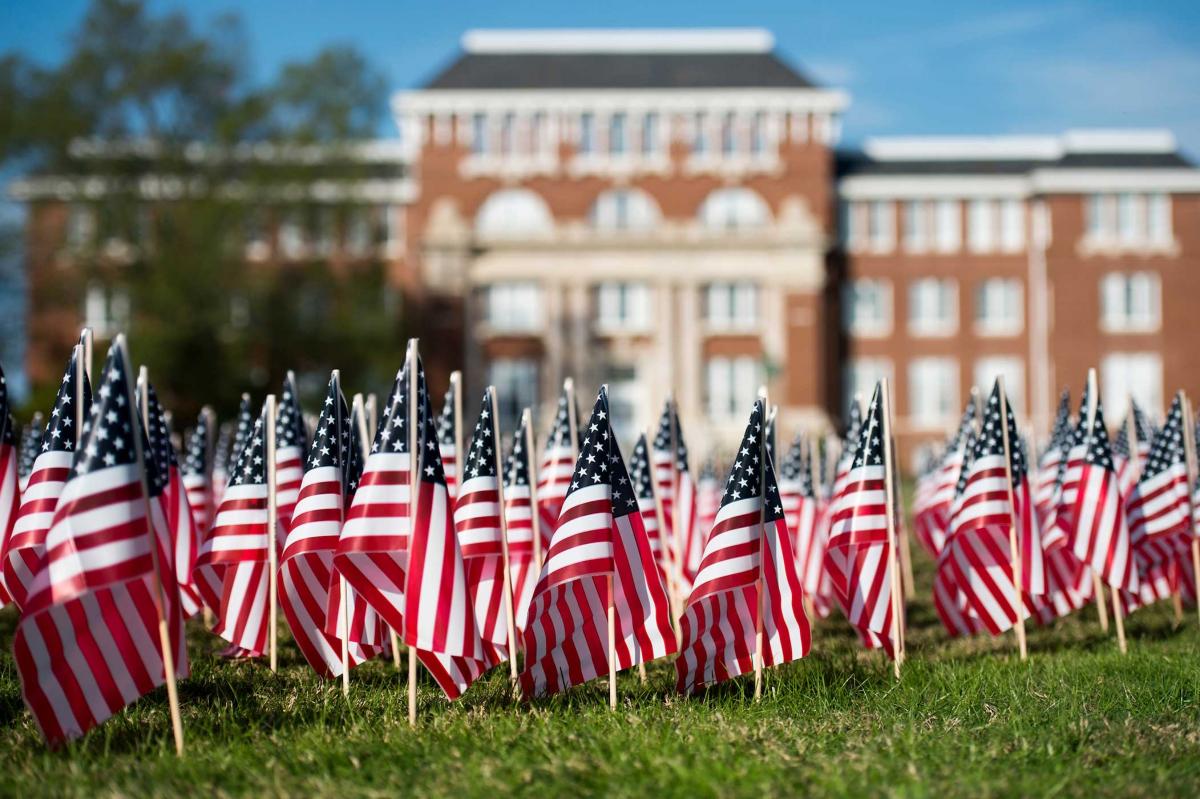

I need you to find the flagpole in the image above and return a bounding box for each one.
[407,339,420,727]
[879,379,905,676]
[523,408,543,570]
[201,405,218,630]
[648,426,673,617]
[126,353,184,756]
[1084,370,1126,653]
[79,327,93,386]
[265,393,279,673]
[754,391,768,700]
[668,395,684,635]
[995,376,1028,661]
[803,438,819,624]
[1179,392,1200,628]
[564,378,579,460]
[487,386,520,685]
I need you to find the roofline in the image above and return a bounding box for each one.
[837,168,1200,199]
[862,129,1178,162]
[460,28,775,54]
[393,87,849,114]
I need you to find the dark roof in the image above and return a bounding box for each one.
[423,52,814,90]
[836,149,1192,178]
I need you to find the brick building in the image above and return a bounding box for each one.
[13,28,1200,466]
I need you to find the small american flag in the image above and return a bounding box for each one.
[917,399,978,557]
[196,396,253,616]
[675,399,809,693]
[274,372,308,549]
[197,401,272,656]
[1069,397,1137,592]
[502,414,538,632]
[944,381,1045,636]
[1113,399,1154,497]
[826,385,897,655]
[209,418,234,508]
[652,400,700,591]
[17,412,44,493]
[832,397,864,496]
[436,385,459,500]
[933,428,986,637]
[3,348,91,611]
[520,386,675,698]
[280,373,382,679]
[779,435,823,598]
[181,410,214,538]
[535,387,577,552]
[629,433,668,582]
[13,337,187,748]
[1126,396,1191,570]
[0,365,18,606]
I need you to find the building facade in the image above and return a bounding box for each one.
[14,28,1200,466]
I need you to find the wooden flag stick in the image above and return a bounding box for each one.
[78,328,93,386]
[995,376,1027,660]
[606,573,617,710]
[450,371,463,487]
[265,394,279,673]
[1179,393,1200,628]
[487,386,520,684]
[802,438,819,625]
[648,426,678,636]
[406,340,420,727]
[522,408,544,570]
[668,395,685,633]
[879,380,904,675]
[564,378,579,461]
[127,355,184,756]
[1083,370,1125,654]
[753,389,768,700]
[892,439,914,600]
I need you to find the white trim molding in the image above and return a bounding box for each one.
[461,28,775,54]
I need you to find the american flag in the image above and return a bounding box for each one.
[453,389,510,666]
[1068,396,1137,592]
[1113,398,1154,495]
[629,433,668,582]
[1126,396,1191,570]
[696,460,721,554]
[141,382,203,617]
[652,400,700,591]
[17,412,44,494]
[274,372,308,549]
[13,337,187,748]
[2,348,91,611]
[825,385,898,655]
[436,384,459,500]
[832,397,864,498]
[535,386,577,552]
[502,414,538,632]
[780,435,824,600]
[210,418,235,509]
[944,381,1045,636]
[916,399,977,558]
[675,399,809,693]
[196,395,253,615]
[334,351,485,699]
[280,373,382,679]
[520,386,675,698]
[181,410,214,540]
[197,401,272,656]
[933,429,987,637]
[1055,383,1091,536]
[1035,391,1072,518]
[0,365,18,606]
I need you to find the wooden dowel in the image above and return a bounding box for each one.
[488,386,519,684]
[406,340,420,727]
[607,573,617,711]
[753,390,767,700]
[265,394,279,673]
[523,408,544,571]
[879,380,905,675]
[996,376,1027,660]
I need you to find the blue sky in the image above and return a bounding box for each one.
[3,0,1200,155]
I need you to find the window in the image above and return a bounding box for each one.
[698,188,770,231]
[641,113,659,154]
[471,113,488,156]
[1101,352,1162,422]
[750,112,767,155]
[704,282,758,329]
[968,199,997,253]
[974,357,1025,415]
[1000,199,1025,251]
[706,356,762,420]
[839,200,856,249]
[1100,272,1160,332]
[609,113,627,155]
[693,112,709,155]
[603,363,643,442]
[588,189,661,232]
[934,200,961,253]
[345,208,373,257]
[867,201,894,252]
[1085,192,1173,247]
[84,283,130,338]
[596,282,650,331]
[499,113,516,154]
[313,208,336,257]
[579,113,595,155]
[720,112,737,156]
[483,283,542,332]
[489,358,539,432]
[530,111,546,153]
[903,200,930,253]
[908,358,959,428]
[66,204,96,251]
[278,211,307,259]
[844,358,893,408]
[908,278,957,337]
[975,279,1023,336]
[843,279,892,337]
[475,189,554,238]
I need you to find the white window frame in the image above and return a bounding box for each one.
[595,282,651,333]
[968,199,998,253]
[482,282,543,333]
[903,200,930,253]
[704,282,758,331]
[999,199,1025,252]
[589,188,661,232]
[843,279,893,338]
[934,199,961,253]
[1101,352,1162,422]
[1100,271,1161,333]
[975,278,1024,337]
[867,200,895,253]
[705,356,762,421]
[844,358,893,410]
[908,357,959,429]
[907,278,958,338]
[974,357,1025,416]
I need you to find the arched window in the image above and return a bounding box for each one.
[698,187,771,231]
[588,188,661,232]
[475,188,554,238]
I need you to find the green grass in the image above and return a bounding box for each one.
[2,553,1199,798]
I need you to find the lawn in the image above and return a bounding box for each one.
[1,554,1199,798]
